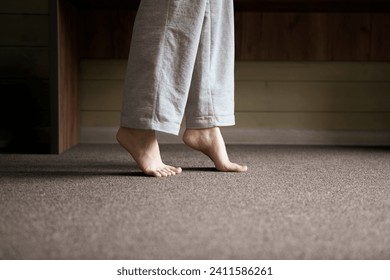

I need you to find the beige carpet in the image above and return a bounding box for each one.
[0,144,389,259]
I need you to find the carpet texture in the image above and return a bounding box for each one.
[0,144,389,260]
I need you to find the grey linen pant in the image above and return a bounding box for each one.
[120,0,235,135]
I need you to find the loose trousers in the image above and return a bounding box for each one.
[120,0,235,135]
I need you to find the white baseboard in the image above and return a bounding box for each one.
[80,126,390,146]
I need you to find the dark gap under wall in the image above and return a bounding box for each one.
[0,80,50,153]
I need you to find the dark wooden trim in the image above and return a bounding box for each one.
[49,0,80,154]
[58,0,79,153]
[49,0,59,154]
[234,1,390,12]
[65,0,390,12]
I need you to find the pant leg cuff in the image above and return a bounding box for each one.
[121,118,181,135]
[185,115,235,129]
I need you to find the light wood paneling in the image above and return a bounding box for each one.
[80,60,390,81]
[79,79,390,112]
[82,111,120,127]
[235,81,390,112]
[234,62,390,81]
[79,60,390,131]
[0,15,48,46]
[80,60,127,79]
[0,0,48,14]
[80,80,123,110]
[236,112,390,130]
[81,111,390,131]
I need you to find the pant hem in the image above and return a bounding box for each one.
[186,115,235,129]
[120,118,181,135]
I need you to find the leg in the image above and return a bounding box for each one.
[121,0,210,134]
[183,0,247,172]
[118,0,210,176]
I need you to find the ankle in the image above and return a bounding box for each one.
[118,127,155,137]
[117,127,157,147]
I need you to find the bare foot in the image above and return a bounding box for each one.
[183,127,248,172]
[116,127,182,177]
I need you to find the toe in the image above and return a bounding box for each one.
[239,165,248,172]
[162,167,173,176]
[145,169,162,177]
[166,165,182,175]
[231,163,248,172]
[144,165,182,177]
[158,169,169,177]
[175,167,182,174]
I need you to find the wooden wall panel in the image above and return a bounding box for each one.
[80,111,390,131]
[81,111,120,127]
[57,0,79,152]
[0,0,48,14]
[235,61,390,81]
[77,9,390,61]
[235,81,390,112]
[80,80,123,110]
[326,13,371,60]
[80,60,127,79]
[80,60,390,81]
[238,12,328,60]
[79,60,390,132]
[79,79,390,113]
[235,112,390,130]
[235,12,382,61]
[371,13,390,60]
[78,9,137,59]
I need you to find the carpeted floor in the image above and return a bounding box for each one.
[0,144,389,260]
